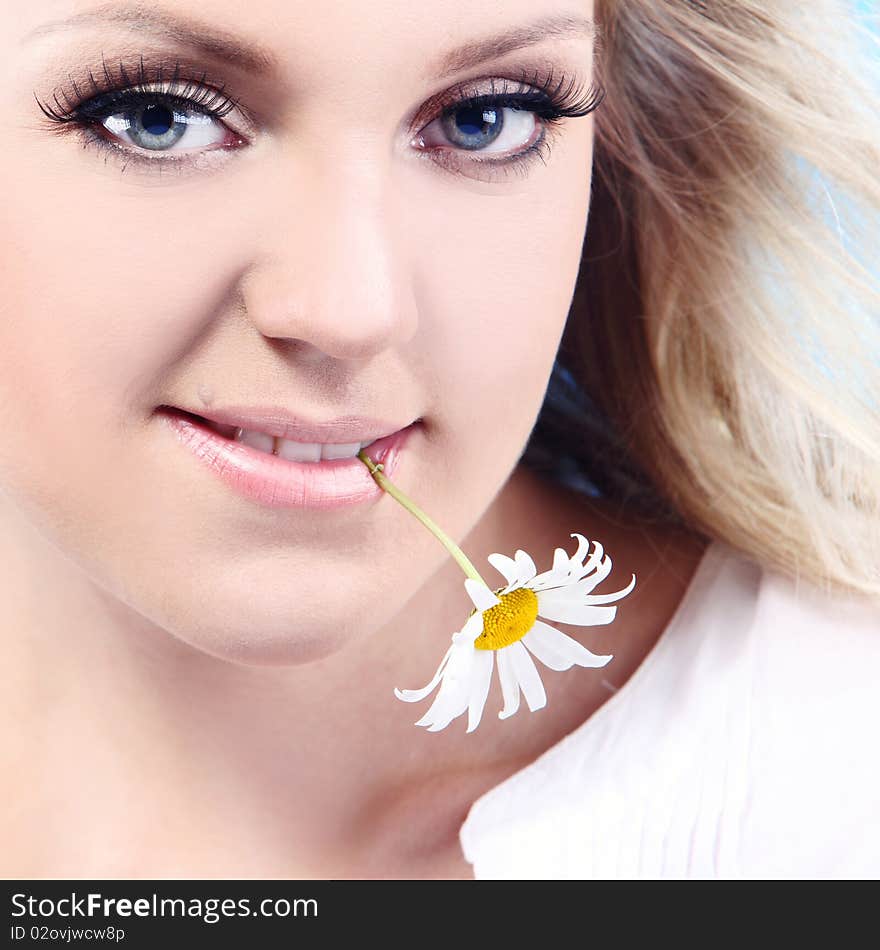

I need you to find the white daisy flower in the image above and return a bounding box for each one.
[394,534,636,733]
[355,450,637,735]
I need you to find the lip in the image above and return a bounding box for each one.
[173,405,409,444]
[157,407,418,510]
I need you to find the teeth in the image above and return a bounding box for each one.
[236,428,274,453]
[319,441,365,460]
[233,428,378,462]
[276,439,321,462]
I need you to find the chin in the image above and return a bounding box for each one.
[105,565,383,667]
[164,612,357,667]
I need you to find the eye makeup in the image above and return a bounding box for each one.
[33,54,250,176]
[33,52,603,181]
[413,65,603,182]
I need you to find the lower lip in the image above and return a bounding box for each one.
[158,409,417,510]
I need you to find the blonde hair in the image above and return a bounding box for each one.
[528,0,880,598]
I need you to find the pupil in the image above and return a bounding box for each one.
[456,106,497,136]
[141,104,174,136]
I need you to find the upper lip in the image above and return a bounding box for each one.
[166,405,416,444]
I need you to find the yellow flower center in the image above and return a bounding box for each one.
[472,587,539,651]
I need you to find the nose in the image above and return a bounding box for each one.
[240,164,418,362]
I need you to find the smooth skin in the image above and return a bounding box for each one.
[0,0,706,878]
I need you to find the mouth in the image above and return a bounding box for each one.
[156,406,419,510]
[159,407,385,463]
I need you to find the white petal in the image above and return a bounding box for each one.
[568,536,611,589]
[414,641,474,729]
[552,546,570,574]
[528,535,611,593]
[520,623,574,671]
[527,572,556,591]
[507,640,547,712]
[419,691,468,731]
[523,620,613,669]
[464,578,500,612]
[568,533,591,571]
[487,552,520,588]
[551,568,619,599]
[536,595,619,627]
[466,650,495,733]
[453,610,485,644]
[424,668,475,730]
[582,549,613,589]
[394,642,455,702]
[514,549,538,584]
[537,568,635,607]
[527,547,573,591]
[580,573,637,604]
[496,646,521,719]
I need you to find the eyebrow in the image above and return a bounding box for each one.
[427,13,598,80]
[25,4,597,82]
[24,2,279,75]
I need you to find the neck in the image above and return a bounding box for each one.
[0,466,558,872]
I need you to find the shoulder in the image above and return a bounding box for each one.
[700,542,880,755]
[728,548,880,877]
[460,541,880,879]
[643,542,880,877]
[667,539,880,684]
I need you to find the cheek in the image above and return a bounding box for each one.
[0,141,240,602]
[411,133,594,472]
[0,181,208,430]
[0,141,242,494]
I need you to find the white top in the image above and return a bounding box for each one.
[458,540,880,879]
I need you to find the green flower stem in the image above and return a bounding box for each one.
[357,450,490,588]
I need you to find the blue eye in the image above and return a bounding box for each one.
[35,56,604,180]
[34,57,245,171]
[99,97,231,153]
[412,72,604,178]
[436,101,539,153]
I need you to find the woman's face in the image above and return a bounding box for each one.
[0,0,598,664]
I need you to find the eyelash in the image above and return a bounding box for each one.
[34,56,605,181]
[421,67,604,180]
